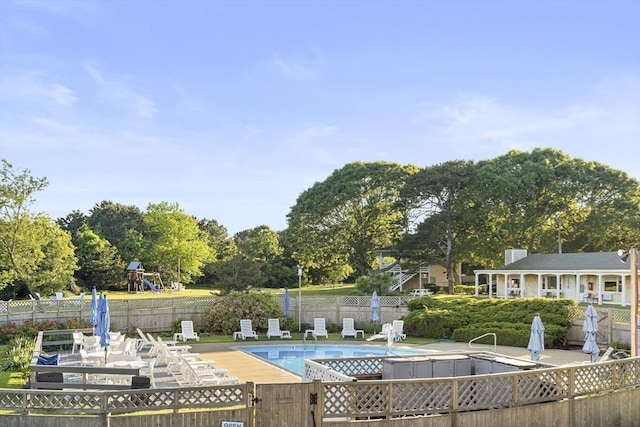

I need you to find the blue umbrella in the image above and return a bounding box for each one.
[90,288,98,330]
[582,304,600,363]
[284,289,290,317]
[527,313,545,361]
[96,295,110,364]
[371,291,380,323]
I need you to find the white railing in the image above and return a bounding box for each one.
[468,333,497,352]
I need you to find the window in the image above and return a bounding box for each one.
[603,276,621,292]
[543,276,561,290]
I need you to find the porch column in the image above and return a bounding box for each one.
[474,274,479,297]
[503,274,509,297]
[621,274,627,306]
[597,274,603,304]
[537,275,542,297]
[556,274,561,298]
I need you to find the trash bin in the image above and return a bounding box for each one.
[130,375,151,405]
[131,375,150,389]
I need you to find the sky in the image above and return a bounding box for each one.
[1,0,639,235]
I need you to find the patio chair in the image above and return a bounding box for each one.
[266,318,291,339]
[366,323,392,341]
[72,331,84,354]
[312,318,329,339]
[392,320,406,341]
[177,320,200,342]
[341,318,364,339]
[238,319,259,340]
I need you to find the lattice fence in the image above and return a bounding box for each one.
[320,357,640,420]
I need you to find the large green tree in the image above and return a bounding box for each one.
[0,160,77,296]
[286,161,418,282]
[73,224,124,290]
[143,202,214,284]
[398,160,475,292]
[87,201,146,257]
[461,148,640,267]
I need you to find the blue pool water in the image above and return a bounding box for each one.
[238,344,427,376]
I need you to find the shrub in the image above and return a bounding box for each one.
[404,296,574,348]
[453,285,475,295]
[203,291,286,335]
[0,336,35,380]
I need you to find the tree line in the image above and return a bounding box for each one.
[1,147,639,299]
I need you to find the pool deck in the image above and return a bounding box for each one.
[194,339,595,383]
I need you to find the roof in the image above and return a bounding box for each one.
[502,251,626,271]
[126,261,143,271]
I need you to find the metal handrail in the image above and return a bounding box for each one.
[469,332,497,352]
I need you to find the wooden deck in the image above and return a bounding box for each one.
[196,343,302,384]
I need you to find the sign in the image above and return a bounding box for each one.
[221,422,244,427]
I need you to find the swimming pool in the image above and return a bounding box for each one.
[238,344,427,376]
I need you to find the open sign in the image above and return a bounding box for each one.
[221,422,244,427]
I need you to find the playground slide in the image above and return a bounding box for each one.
[143,278,161,293]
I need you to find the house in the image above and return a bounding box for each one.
[377,249,462,293]
[474,249,637,306]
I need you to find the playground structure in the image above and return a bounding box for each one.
[126,262,164,293]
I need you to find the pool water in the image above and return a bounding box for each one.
[238,344,427,376]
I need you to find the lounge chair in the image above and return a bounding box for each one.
[312,318,329,339]
[176,320,200,342]
[341,318,364,339]
[237,319,258,340]
[366,323,392,341]
[266,318,291,339]
[392,320,406,341]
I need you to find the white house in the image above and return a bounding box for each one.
[474,249,637,306]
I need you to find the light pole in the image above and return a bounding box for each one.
[297,265,303,332]
[619,248,638,357]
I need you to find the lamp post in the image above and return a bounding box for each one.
[619,248,638,357]
[297,265,303,332]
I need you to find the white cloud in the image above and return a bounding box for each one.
[0,74,77,106]
[13,0,101,26]
[266,53,322,81]
[84,64,158,118]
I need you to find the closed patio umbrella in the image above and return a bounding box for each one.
[582,304,600,363]
[284,289,290,318]
[527,313,545,361]
[96,295,110,364]
[371,291,380,323]
[90,287,98,332]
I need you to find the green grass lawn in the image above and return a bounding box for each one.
[98,283,358,300]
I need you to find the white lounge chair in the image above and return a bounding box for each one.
[238,319,258,340]
[312,318,329,339]
[392,320,406,341]
[366,323,392,341]
[341,318,364,339]
[176,320,200,342]
[266,318,291,339]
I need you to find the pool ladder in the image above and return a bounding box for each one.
[468,333,497,352]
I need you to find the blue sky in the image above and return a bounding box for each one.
[1,0,639,235]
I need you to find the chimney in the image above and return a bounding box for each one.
[505,249,528,265]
